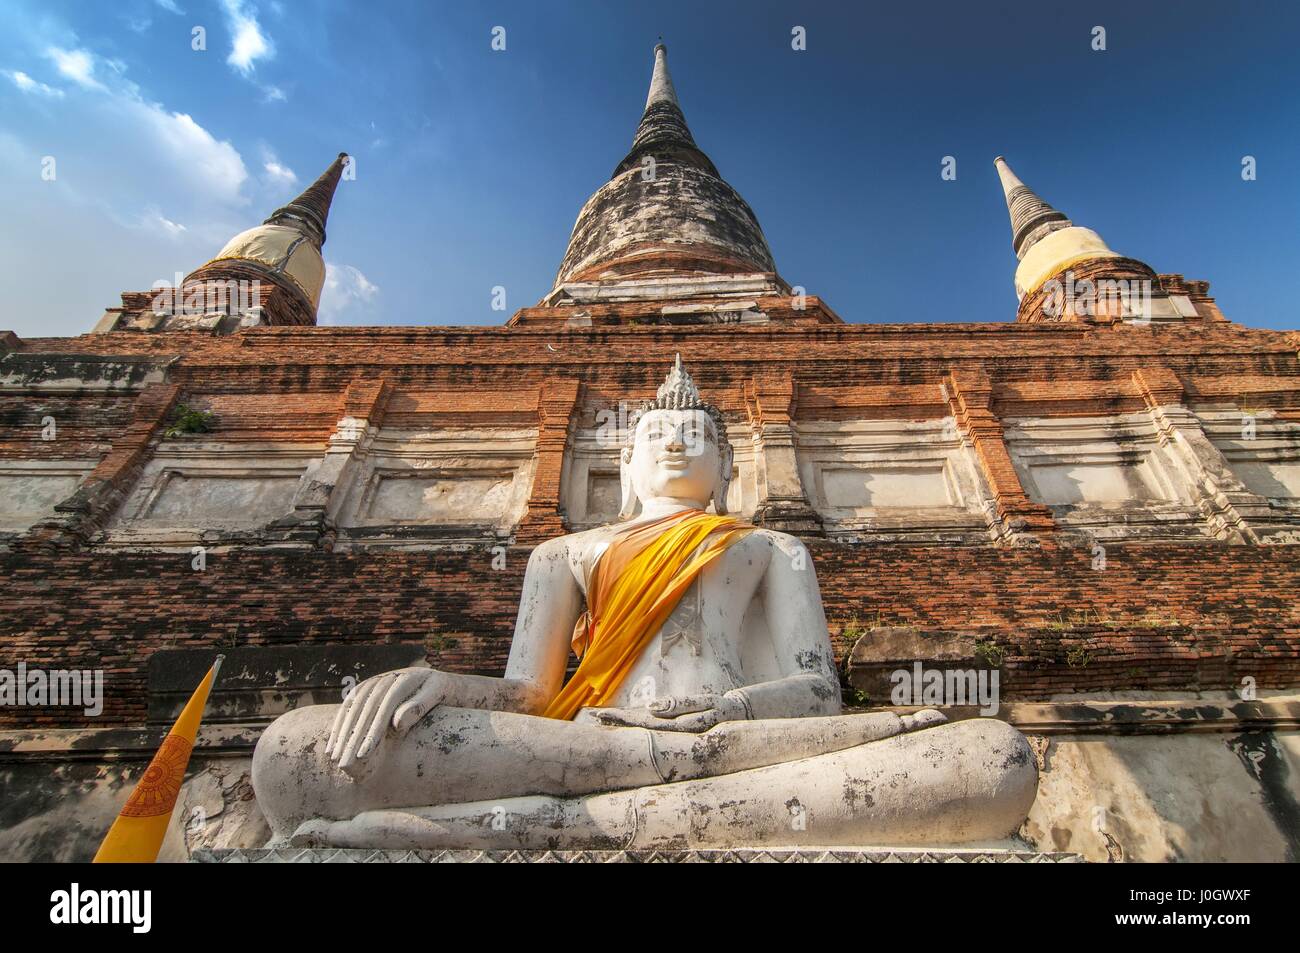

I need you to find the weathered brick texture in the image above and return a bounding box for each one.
[0,540,1296,728]
[1,318,1298,729]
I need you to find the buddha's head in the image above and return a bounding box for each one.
[619,355,733,519]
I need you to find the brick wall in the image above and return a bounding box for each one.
[1,540,1297,728]
[2,319,1298,728]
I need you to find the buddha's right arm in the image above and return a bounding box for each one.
[328,538,583,771]
[499,536,584,715]
[418,536,583,716]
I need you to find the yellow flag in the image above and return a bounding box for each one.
[93,655,223,863]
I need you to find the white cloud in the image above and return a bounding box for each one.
[25,44,250,207]
[1,12,410,338]
[155,0,184,13]
[139,207,188,237]
[45,46,103,90]
[262,152,297,186]
[0,25,266,337]
[319,263,380,325]
[261,84,286,103]
[5,70,64,97]
[39,45,250,205]
[135,107,248,203]
[221,0,275,75]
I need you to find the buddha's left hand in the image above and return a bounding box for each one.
[594,692,748,732]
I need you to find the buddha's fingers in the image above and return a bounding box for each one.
[325,685,365,757]
[592,707,660,729]
[358,672,423,759]
[393,680,441,732]
[649,694,718,717]
[657,708,721,732]
[325,693,351,757]
[330,677,381,765]
[339,675,394,771]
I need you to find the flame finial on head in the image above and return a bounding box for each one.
[656,353,702,409]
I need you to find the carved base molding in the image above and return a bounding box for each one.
[194,847,1084,864]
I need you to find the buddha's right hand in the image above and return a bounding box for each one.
[325,667,448,776]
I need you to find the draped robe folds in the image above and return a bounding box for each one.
[542,509,756,721]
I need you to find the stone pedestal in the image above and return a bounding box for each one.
[194,847,1084,864]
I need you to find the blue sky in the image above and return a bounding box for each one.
[1,0,1297,336]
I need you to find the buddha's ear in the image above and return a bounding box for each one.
[618,445,637,521]
[712,443,734,515]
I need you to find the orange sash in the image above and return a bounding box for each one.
[542,509,755,720]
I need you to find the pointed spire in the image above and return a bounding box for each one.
[265,152,349,248]
[613,44,718,178]
[550,45,777,291]
[994,156,1071,260]
[645,42,679,110]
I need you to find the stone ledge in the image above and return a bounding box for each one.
[0,351,177,389]
[194,847,1085,864]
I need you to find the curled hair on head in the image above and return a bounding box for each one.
[624,401,728,448]
[623,353,729,450]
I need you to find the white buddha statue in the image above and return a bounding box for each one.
[253,357,1037,850]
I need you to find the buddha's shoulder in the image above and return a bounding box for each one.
[528,524,621,563]
[734,525,809,562]
[529,521,807,562]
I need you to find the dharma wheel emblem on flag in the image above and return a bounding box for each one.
[120,734,192,817]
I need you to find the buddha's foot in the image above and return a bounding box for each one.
[288,819,334,848]
[900,708,946,731]
[294,717,1036,851]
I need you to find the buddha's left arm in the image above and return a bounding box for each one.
[727,534,842,720]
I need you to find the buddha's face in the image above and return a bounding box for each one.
[624,408,724,507]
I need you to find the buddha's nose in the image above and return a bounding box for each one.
[664,424,687,452]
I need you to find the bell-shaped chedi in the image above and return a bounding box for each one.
[995,156,1074,262]
[94,152,350,334]
[184,152,350,327]
[546,45,782,304]
[517,45,837,327]
[995,155,1128,303]
[994,156,1223,324]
